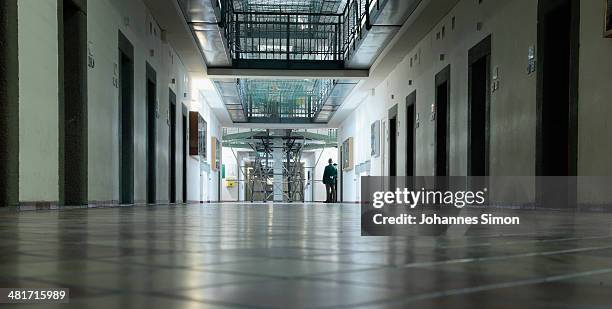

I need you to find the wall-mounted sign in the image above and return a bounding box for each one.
[87,41,95,68]
[155,100,160,119]
[430,104,436,121]
[226,176,237,188]
[342,137,353,171]
[492,66,500,92]
[527,46,536,75]
[112,63,119,88]
[370,120,381,158]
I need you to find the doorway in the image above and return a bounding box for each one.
[435,66,451,177]
[59,0,88,205]
[169,89,177,203]
[338,145,343,203]
[182,105,188,203]
[146,63,157,204]
[536,0,579,176]
[536,0,579,208]
[119,31,134,204]
[0,0,19,206]
[388,105,398,177]
[217,170,222,202]
[406,91,416,177]
[468,35,491,176]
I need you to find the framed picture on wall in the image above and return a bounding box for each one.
[371,120,381,158]
[189,112,207,159]
[606,0,612,37]
[342,137,353,171]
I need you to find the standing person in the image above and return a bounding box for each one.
[323,159,337,203]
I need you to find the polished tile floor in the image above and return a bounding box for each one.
[1,203,612,308]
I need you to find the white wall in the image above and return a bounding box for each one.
[338,89,385,202]
[339,0,538,202]
[87,0,194,203]
[14,0,224,205]
[187,89,222,203]
[14,0,612,207]
[577,0,612,203]
[338,0,612,206]
[88,0,225,204]
[221,147,239,201]
[17,0,59,203]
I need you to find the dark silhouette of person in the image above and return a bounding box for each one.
[323,159,337,203]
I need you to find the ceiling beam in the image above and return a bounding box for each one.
[207,68,369,80]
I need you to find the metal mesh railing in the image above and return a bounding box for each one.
[221,0,378,63]
[237,79,336,120]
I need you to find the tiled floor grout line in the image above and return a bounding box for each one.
[6,242,611,277]
[3,203,612,308]
[333,267,612,308]
[397,244,612,269]
[9,233,611,253]
[433,234,612,249]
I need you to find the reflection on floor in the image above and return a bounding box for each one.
[1,203,612,308]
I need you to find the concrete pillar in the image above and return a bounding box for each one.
[272,138,284,202]
[18,0,60,206]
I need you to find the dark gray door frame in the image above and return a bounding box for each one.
[169,89,177,203]
[535,0,579,209]
[182,104,188,203]
[119,31,134,204]
[388,104,398,177]
[146,63,157,204]
[58,0,88,206]
[536,0,579,176]
[467,35,491,177]
[434,65,451,177]
[338,145,343,203]
[406,91,416,177]
[0,0,19,206]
